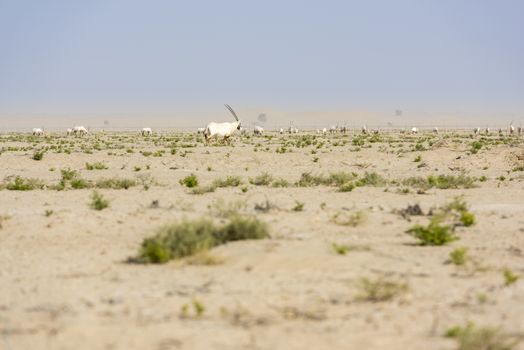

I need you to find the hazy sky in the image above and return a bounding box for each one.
[1,0,523,127]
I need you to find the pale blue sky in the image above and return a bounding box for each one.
[1,0,523,126]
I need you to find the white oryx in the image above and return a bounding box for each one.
[433,127,439,134]
[32,128,44,136]
[474,127,480,135]
[485,127,490,135]
[73,126,89,136]
[509,123,515,135]
[141,127,153,136]
[66,128,73,136]
[322,127,327,135]
[279,128,284,134]
[411,127,419,134]
[203,104,241,144]
[329,125,338,134]
[254,125,264,135]
[361,125,368,134]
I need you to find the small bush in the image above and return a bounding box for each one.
[332,243,350,255]
[96,177,136,189]
[407,217,456,246]
[180,174,199,188]
[355,172,387,187]
[338,182,355,192]
[85,162,108,170]
[249,172,273,186]
[132,216,269,264]
[503,268,519,287]
[470,141,483,154]
[90,191,109,210]
[449,247,468,266]
[191,185,216,195]
[293,201,305,212]
[356,277,409,302]
[271,178,290,188]
[5,177,45,191]
[32,150,44,161]
[61,168,78,181]
[212,176,242,188]
[71,177,91,189]
[427,174,476,189]
[460,211,476,227]
[445,322,519,350]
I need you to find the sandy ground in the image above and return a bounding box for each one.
[0,131,523,350]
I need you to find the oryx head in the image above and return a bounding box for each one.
[225,104,241,129]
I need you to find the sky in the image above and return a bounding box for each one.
[0,0,523,129]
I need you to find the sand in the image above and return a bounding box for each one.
[0,130,523,350]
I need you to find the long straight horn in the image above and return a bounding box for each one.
[224,104,239,121]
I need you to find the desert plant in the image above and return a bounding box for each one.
[356,277,409,302]
[212,176,242,188]
[5,177,45,191]
[180,174,198,188]
[96,177,136,189]
[249,172,273,186]
[85,162,108,170]
[448,247,468,266]
[190,184,217,195]
[133,216,269,264]
[293,201,305,212]
[407,217,456,246]
[503,268,519,286]
[445,322,520,350]
[89,191,109,210]
[32,150,44,160]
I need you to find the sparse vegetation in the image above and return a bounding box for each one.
[503,268,519,286]
[132,216,269,264]
[445,322,520,350]
[356,277,409,302]
[407,217,456,246]
[249,172,273,186]
[89,191,109,210]
[85,162,108,170]
[180,174,199,188]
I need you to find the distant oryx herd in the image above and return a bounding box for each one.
[27,106,522,144]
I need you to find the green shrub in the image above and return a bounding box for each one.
[407,217,456,246]
[445,322,519,350]
[449,247,468,266]
[293,201,305,212]
[460,211,476,227]
[32,150,44,161]
[5,176,45,191]
[85,162,108,170]
[191,185,216,195]
[132,216,269,264]
[90,191,109,210]
[503,268,519,286]
[249,172,273,186]
[71,177,91,189]
[355,172,387,187]
[356,277,409,302]
[180,174,199,188]
[212,176,242,188]
[470,141,483,154]
[96,177,136,189]
[427,174,476,189]
[271,178,290,188]
[338,182,355,192]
